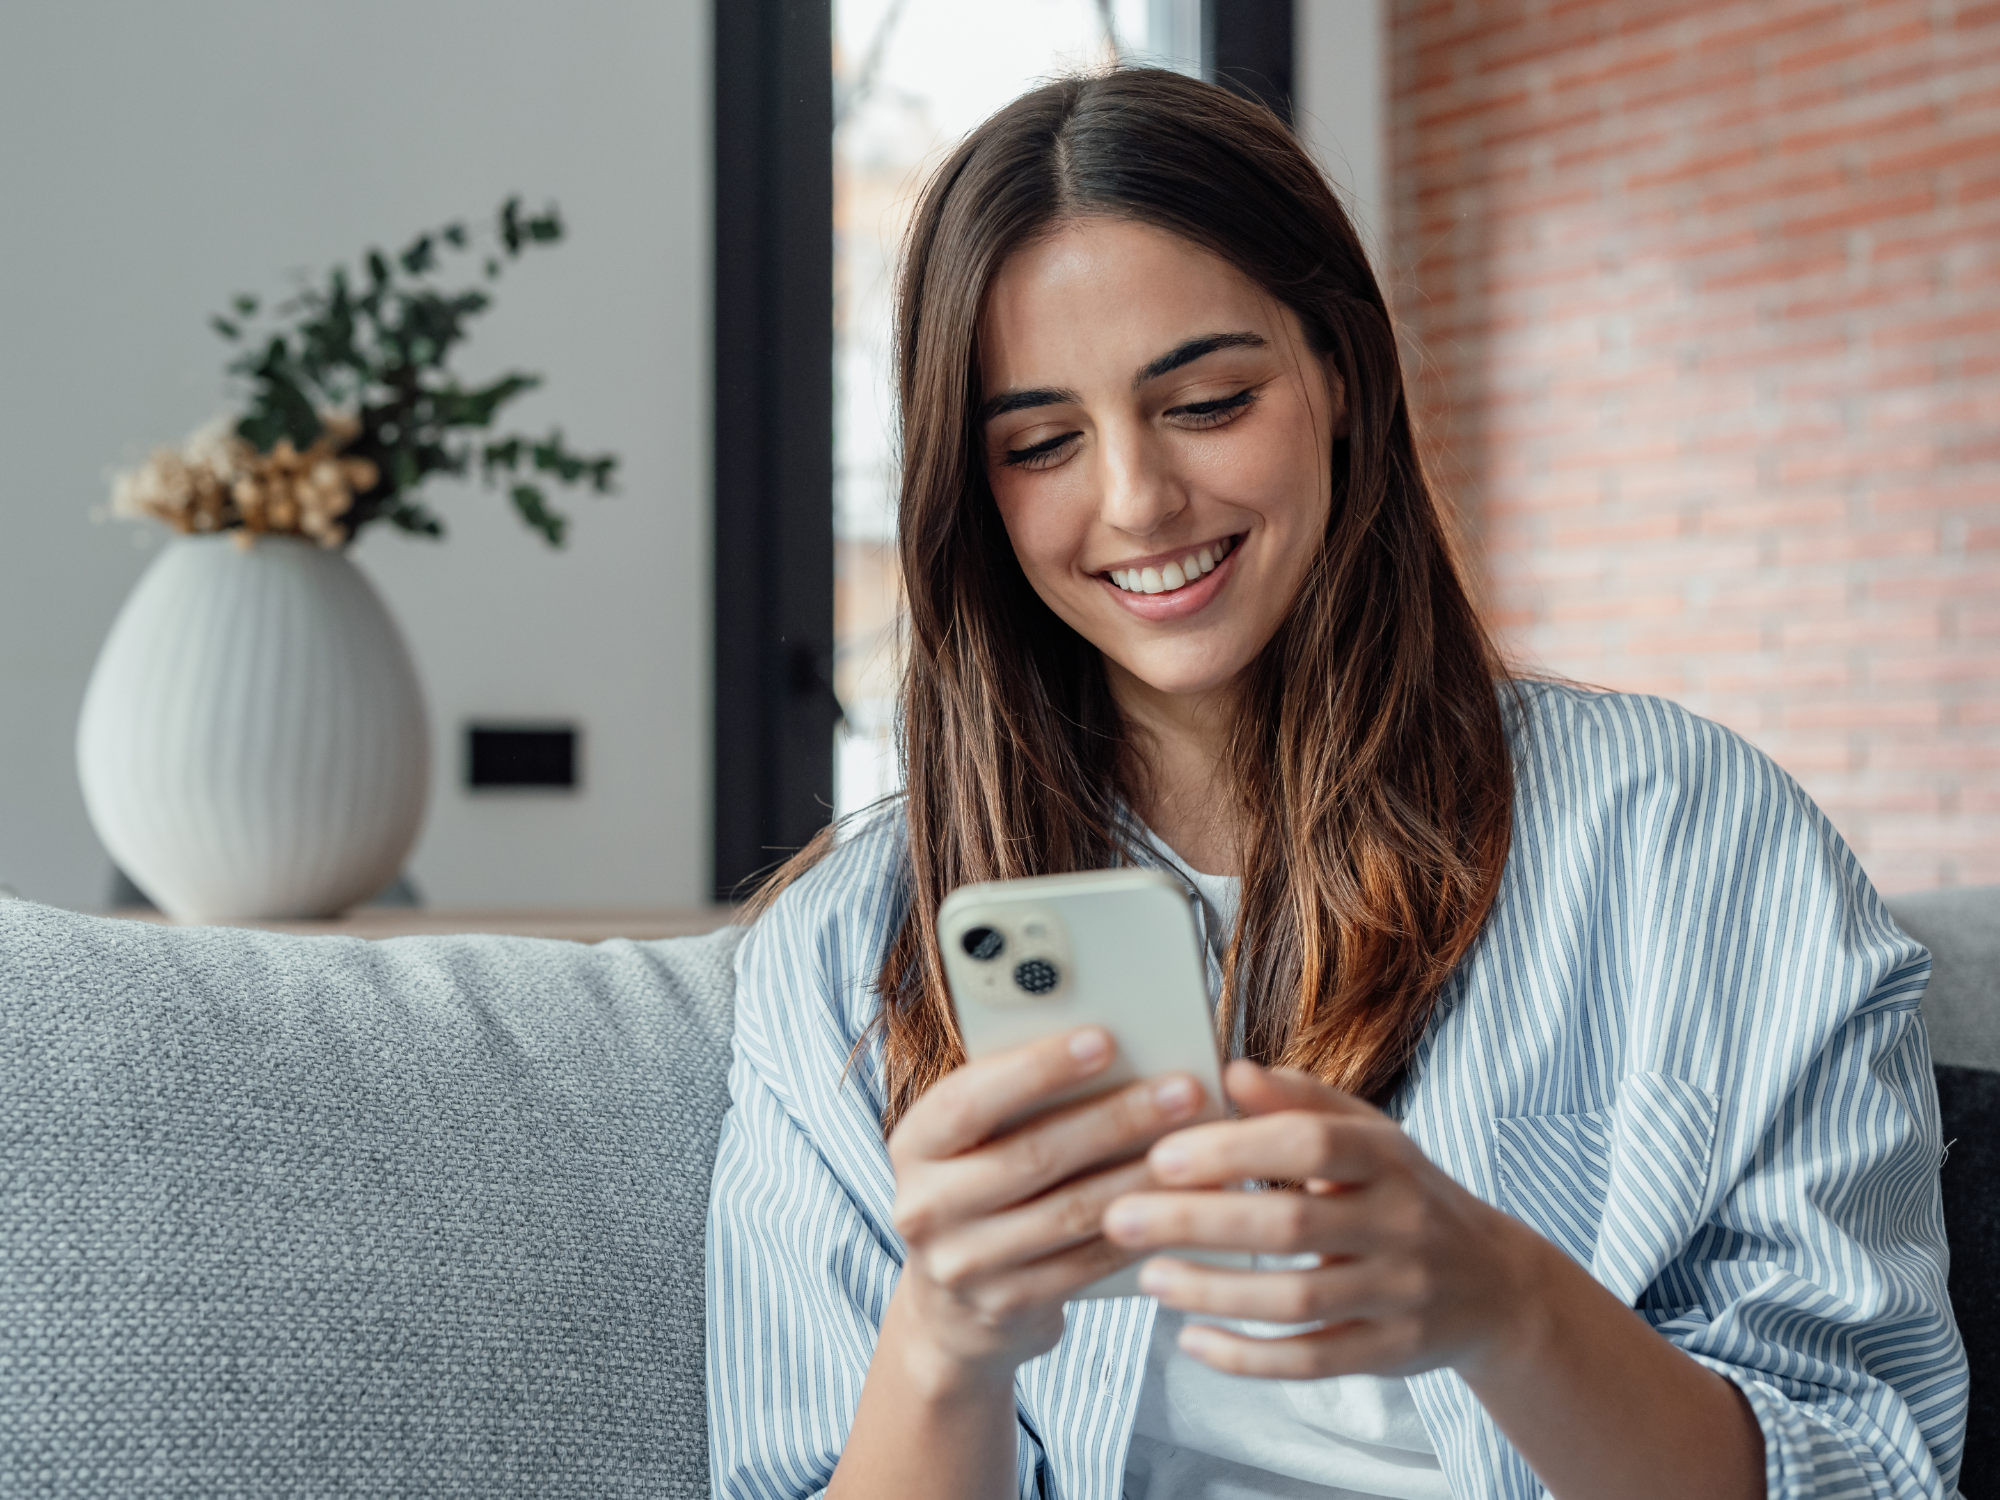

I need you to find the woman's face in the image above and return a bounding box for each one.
[978,217,1344,709]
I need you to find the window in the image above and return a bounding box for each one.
[713,0,1291,894]
[832,1,1208,817]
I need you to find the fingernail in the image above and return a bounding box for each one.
[1104,1202,1145,1241]
[1069,1028,1110,1065]
[1154,1076,1197,1116]
[1151,1141,1190,1178]
[1137,1260,1176,1296]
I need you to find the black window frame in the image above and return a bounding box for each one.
[712,0,840,900]
[710,0,1292,900]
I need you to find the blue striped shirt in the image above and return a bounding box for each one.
[706,684,1968,1498]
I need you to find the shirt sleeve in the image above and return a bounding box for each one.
[1588,694,1970,1498]
[1649,996,1966,1498]
[704,836,1048,1500]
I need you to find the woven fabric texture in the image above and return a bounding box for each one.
[1888,885,2000,1072]
[0,900,740,1500]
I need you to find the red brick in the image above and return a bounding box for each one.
[1555,128,1674,171]
[1626,142,1761,191]
[1551,45,1682,95]
[1869,129,2000,180]
[1779,105,1936,159]
[1787,697,1944,729]
[1781,278,1940,322]
[1778,528,1939,564]
[1772,20,1935,78]
[1869,301,2000,347]
[1624,625,1768,655]
[1701,249,1848,291]
[1693,4,1849,59]
[1781,187,1937,239]
[1869,481,2000,513]
[1394,0,2000,887]
[1870,568,2000,601]
[1698,334,1854,375]
[1546,592,1687,622]
[1697,494,1849,533]
[1777,445,1936,485]
[1780,608,1944,646]
[1481,106,1607,151]
[1413,87,1533,132]
[1699,168,1855,219]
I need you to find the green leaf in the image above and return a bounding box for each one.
[210,316,240,340]
[500,196,523,255]
[367,249,390,286]
[510,483,567,546]
[442,222,468,249]
[433,372,539,429]
[514,429,620,493]
[481,436,524,474]
[399,233,435,276]
[386,500,445,538]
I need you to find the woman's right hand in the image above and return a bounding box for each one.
[883,1026,1207,1389]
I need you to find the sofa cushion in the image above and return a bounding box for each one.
[1887,885,2000,1491]
[0,900,740,1500]
[1889,883,2000,1072]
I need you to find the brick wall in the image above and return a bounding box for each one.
[1389,0,2000,890]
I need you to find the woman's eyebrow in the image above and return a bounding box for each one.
[975,330,1267,423]
[978,386,1080,423]
[1135,331,1268,385]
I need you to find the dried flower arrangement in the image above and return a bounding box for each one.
[111,198,618,549]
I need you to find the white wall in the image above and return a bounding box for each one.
[1294,0,1386,266]
[0,0,711,911]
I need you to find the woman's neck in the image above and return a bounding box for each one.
[1107,660,1242,878]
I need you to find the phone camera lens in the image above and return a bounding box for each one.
[1013,959,1059,995]
[962,926,1004,961]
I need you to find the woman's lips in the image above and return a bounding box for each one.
[1097,535,1242,620]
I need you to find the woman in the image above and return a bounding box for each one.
[707,70,1965,1500]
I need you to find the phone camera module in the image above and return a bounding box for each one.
[962,926,1005,961]
[1013,958,1059,995]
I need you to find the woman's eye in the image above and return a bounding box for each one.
[1001,431,1079,469]
[1168,387,1257,427]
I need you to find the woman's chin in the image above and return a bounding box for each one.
[1102,648,1255,708]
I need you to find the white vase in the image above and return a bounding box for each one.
[77,534,430,921]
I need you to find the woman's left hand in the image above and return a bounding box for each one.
[1102,1058,1548,1382]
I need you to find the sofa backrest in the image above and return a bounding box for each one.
[1886,884,2000,1489]
[0,901,740,1500]
[3,887,1994,1497]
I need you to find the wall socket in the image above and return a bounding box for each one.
[465,724,580,791]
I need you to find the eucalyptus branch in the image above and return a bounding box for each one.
[195,197,619,548]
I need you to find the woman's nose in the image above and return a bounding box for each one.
[1096,421,1186,538]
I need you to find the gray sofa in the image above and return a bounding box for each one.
[1,888,1994,1497]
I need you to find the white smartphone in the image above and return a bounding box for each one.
[939,867,1246,1299]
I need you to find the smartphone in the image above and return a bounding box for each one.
[939,867,1246,1299]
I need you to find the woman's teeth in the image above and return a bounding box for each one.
[1108,536,1235,595]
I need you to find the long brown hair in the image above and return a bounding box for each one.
[769,68,1514,1130]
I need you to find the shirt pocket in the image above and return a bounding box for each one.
[1493,1072,1720,1298]
[1494,1107,1617,1269]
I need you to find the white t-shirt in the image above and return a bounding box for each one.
[1121,846,1451,1500]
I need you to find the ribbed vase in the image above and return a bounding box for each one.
[77,534,429,921]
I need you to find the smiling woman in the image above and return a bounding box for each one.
[708,68,1965,1500]
[979,224,1345,845]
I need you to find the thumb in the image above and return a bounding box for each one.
[1223,1058,1382,1120]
